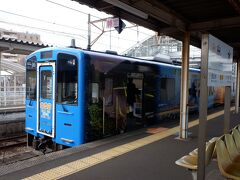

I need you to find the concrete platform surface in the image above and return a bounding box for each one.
[0,108,239,180]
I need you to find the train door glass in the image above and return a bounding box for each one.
[132,78,143,118]
[37,63,55,137]
[127,74,143,118]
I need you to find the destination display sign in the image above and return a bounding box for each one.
[208,34,233,87]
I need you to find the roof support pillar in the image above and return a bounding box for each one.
[197,33,209,180]
[235,61,240,113]
[179,32,190,139]
[224,86,231,133]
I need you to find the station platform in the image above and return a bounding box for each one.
[0,108,239,180]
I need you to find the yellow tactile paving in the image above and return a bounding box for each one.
[111,145,131,153]
[131,140,148,146]
[128,141,145,148]
[24,108,231,180]
[136,138,152,144]
[25,175,44,180]
[66,160,90,170]
[80,156,102,165]
[120,143,138,150]
[28,165,73,180]
[92,152,115,161]
[102,149,123,157]
[47,166,73,178]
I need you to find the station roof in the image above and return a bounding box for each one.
[0,37,48,55]
[74,0,240,60]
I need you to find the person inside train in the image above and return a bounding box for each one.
[127,78,139,115]
[189,82,197,105]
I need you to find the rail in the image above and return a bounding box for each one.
[0,134,26,149]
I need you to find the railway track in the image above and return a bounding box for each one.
[0,134,27,149]
[0,134,41,166]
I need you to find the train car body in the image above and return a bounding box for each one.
[25,47,225,149]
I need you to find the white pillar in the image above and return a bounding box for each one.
[179,32,190,139]
[224,86,231,133]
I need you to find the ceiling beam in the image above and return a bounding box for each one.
[103,0,187,32]
[132,0,187,31]
[227,0,240,14]
[157,27,180,36]
[107,8,159,31]
[143,0,190,24]
[188,16,240,31]
[231,42,240,47]
[103,0,149,19]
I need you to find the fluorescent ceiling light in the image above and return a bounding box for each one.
[103,0,148,19]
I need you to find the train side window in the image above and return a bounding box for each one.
[26,56,37,100]
[57,53,78,105]
[92,83,99,103]
[160,78,175,103]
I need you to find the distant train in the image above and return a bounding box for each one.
[25,47,230,151]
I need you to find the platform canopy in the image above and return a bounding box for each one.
[73,0,240,60]
[0,37,49,74]
[0,37,48,55]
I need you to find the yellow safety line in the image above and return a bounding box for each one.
[24,108,234,180]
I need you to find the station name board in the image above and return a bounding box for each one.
[208,35,233,87]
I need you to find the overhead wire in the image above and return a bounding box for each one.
[0,9,88,32]
[0,9,152,43]
[0,0,155,49]
[45,0,101,19]
[0,20,143,45]
[0,20,133,49]
[45,0,154,36]
[0,20,87,39]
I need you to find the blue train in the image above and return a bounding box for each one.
[25,47,225,151]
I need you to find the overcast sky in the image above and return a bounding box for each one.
[0,0,155,53]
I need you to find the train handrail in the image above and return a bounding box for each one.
[60,138,74,143]
[103,97,105,135]
[27,105,34,108]
[25,127,34,131]
[57,111,73,115]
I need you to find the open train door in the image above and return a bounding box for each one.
[36,62,56,138]
[126,73,144,128]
